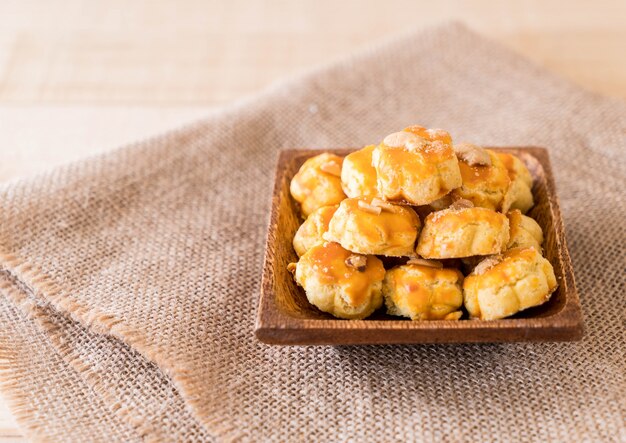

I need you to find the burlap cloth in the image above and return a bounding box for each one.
[0,23,624,442]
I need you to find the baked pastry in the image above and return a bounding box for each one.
[463,247,557,320]
[324,197,421,257]
[383,259,463,320]
[507,209,543,251]
[450,143,511,210]
[287,134,556,323]
[341,145,379,198]
[371,125,462,205]
[290,153,346,217]
[498,153,534,213]
[292,205,338,257]
[416,201,509,258]
[290,242,385,319]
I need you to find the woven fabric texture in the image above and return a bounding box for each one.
[0,23,624,442]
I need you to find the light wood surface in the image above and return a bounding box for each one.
[2,0,626,105]
[0,0,623,439]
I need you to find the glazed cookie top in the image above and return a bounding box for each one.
[374,126,456,176]
[498,152,533,188]
[324,197,421,257]
[383,259,464,320]
[341,144,379,198]
[294,241,385,308]
[290,152,346,217]
[292,205,338,257]
[451,144,511,211]
[371,126,462,205]
[463,247,557,320]
[417,202,509,258]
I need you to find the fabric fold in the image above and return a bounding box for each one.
[0,23,624,442]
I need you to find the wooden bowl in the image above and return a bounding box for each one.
[256,148,583,345]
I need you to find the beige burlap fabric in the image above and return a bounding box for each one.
[0,23,624,442]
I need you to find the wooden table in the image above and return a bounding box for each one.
[1,0,624,439]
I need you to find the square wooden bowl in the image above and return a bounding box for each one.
[256,147,583,345]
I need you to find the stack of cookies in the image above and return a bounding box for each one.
[288,125,557,321]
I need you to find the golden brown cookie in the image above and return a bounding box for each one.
[463,247,557,320]
[450,144,511,210]
[507,209,543,251]
[290,242,385,319]
[383,259,463,320]
[371,126,462,205]
[416,204,509,258]
[290,153,346,217]
[292,205,338,257]
[498,152,534,213]
[341,145,379,198]
[324,197,421,257]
